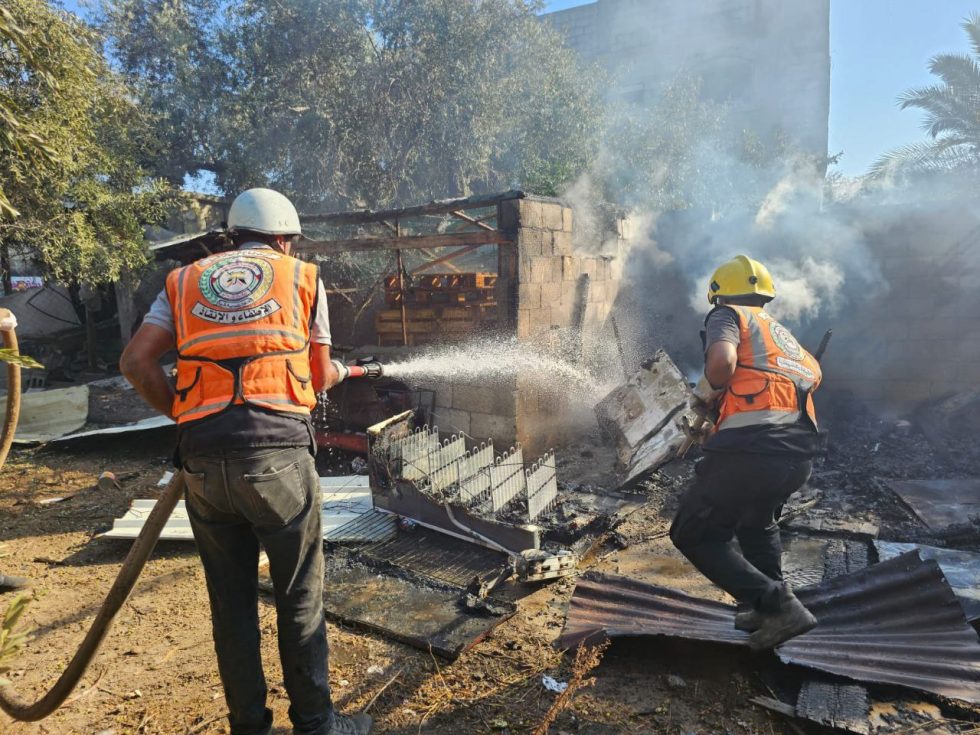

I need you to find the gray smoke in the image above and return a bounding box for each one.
[560,71,980,414]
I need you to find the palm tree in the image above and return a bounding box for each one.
[870,13,980,177]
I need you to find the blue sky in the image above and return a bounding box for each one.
[60,0,980,177]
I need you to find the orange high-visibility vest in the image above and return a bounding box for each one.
[166,248,319,424]
[713,305,821,434]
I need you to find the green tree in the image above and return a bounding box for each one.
[871,13,980,178]
[101,0,602,210]
[0,0,175,289]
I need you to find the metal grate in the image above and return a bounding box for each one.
[489,445,525,512]
[526,452,558,522]
[361,526,508,588]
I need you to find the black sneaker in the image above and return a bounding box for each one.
[748,587,817,650]
[327,712,373,735]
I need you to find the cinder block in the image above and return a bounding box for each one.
[434,385,453,409]
[518,282,541,309]
[539,281,562,308]
[453,383,517,417]
[589,280,606,305]
[518,200,543,229]
[432,408,471,436]
[530,257,553,284]
[560,280,578,305]
[530,307,553,335]
[609,257,624,281]
[470,411,518,447]
[562,256,579,281]
[518,228,545,257]
[517,309,531,338]
[540,202,564,231]
[551,303,575,327]
[551,231,573,255]
[562,207,573,233]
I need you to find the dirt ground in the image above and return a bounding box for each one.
[0,397,977,734]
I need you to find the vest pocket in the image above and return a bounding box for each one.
[285,359,313,406]
[175,366,202,402]
[727,377,769,407]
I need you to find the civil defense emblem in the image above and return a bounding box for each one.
[192,254,281,324]
[769,320,804,360]
[200,255,274,309]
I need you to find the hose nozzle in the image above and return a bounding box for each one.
[346,360,384,379]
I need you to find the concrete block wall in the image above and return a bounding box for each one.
[430,380,519,449]
[502,198,625,454]
[420,197,626,455]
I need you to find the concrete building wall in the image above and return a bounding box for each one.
[546,0,830,156]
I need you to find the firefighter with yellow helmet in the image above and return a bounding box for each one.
[670,255,822,649]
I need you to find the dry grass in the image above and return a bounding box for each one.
[530,640,609,735]
[0,593,30,685]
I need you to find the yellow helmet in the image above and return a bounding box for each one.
[707,255,776,304]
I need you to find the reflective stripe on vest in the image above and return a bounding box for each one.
[711,305,821,434]
[166,249,318,424]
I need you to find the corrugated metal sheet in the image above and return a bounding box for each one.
[874,541,980,621]
[102,475,380,542]
[559,552,980,704]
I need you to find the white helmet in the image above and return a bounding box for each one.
[227,188,302,236]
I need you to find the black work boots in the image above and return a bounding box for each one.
[328,712,373,735]
[746,585,817,650]
[734,603,761,632]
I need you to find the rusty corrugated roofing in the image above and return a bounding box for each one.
[559,552,980,704]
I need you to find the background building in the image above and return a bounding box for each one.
[546,0,831,156]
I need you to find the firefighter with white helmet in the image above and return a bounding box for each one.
[670,254,822,650]
[121,188,372,734]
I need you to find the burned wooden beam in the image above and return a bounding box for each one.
[300,190,533,226]
[410,243,484,274]
[296,230,511,255]
[449,209,498,232]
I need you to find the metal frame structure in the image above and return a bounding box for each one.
[149,190,566,346]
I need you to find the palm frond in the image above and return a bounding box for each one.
[926,53,980,91]
[963,12,980,59]
[868,138,978,178]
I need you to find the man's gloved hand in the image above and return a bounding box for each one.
[330,359,350,384]
[691,374,723,422]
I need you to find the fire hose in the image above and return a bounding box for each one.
[0,308,22,473]
[0,360,384,722]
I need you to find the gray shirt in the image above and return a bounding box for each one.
[143,243,332,345]
[704,306,740,352]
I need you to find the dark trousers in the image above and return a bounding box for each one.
[670,452,812,611]
[183,446,334,735]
